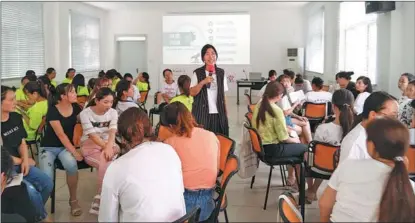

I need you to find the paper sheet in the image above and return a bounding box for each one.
[6,173,23,188]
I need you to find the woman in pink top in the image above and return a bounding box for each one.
[163,102,220,221]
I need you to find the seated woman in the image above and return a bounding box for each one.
[294,74,312,93]
[279,75,313,144]
[257,70,278,97]
[170,75,194,111]
[306,89,354,203]
[397,73,414,106]
[22,81,49,141]
[353,76,373,115]
[398,80,415,128]
[123,73,140,103]
[133,72,151,92]
[252,81,307,189]
[1,85,53,222]
[319,118,415,222]
[62,68,76,84]
[87,77,111,107]
[335,71,359,99]
[87,78,96,93]
[16,75,37,113]
[80,87,119,215]
[305,77,332,104]
[72,73,89,108]
[39,83,83,216]
[99,107,186,222]
[154,69,178,111]
[163,102,219,221]
[113,79,138,115]
[340,91,398,163]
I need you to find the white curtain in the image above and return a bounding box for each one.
[306,7,325,74]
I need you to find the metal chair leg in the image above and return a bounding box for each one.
[51,165,56,214]
[224,208,229,223]
[29,144,35,160]
[264,165,273,210]
[299,162,306,221]
[250,175,256,189]
[293,164,300,187]
[280,165,285,187]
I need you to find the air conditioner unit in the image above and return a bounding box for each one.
[286,48,305,75]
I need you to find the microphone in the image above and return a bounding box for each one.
[206,64,215,88]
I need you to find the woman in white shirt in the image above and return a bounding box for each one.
[399,80,415,127]
[340,91,398,164]
[353,76,373,115]
[113,79,139,115]
[294,74,312,93]
[397,73,415,109]
[319,118,415,222]
[80,87,119,215]
[123,73,140,103]
[306,89,355,203]
[305,77,332,104]
[99,107,186,222]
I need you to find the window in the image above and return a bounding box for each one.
[70,11,100,72]
[306,8,324,74]
[1,2,45,79]
[338,2,377,83]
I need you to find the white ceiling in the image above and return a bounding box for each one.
[85,2,308,11]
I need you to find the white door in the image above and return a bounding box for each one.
[117,40,147,76]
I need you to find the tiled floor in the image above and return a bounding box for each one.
[46,96,323,222]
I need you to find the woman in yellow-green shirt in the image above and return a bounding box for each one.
[22,81,49,141]
[72,73,89,108]
[44,67,58,87]
[16,75,38,113]
[252,81,306,187]
[170,75,193,111]
[62,68,76,84]
[133,72,151,92]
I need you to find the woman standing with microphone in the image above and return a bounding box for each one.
[190,44,229,136]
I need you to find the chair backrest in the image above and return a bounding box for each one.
[216,134,236,176]
[307,141,340,174]
[139,91,149,104]
[244,92,252,105]
[278,191,303,223]
[212,155,239,220]
[172,206,201,223]
[303,102,328,119]
[35,116,47,141]
[155,123,174,142]
[248,104,256,113]
[153,91,161,104]
[406,145,415,175]
[73,123,83,148]
[245,112,253,126]
[244,124,265,158]
[77,96,88,108]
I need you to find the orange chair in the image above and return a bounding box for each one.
[216,134,235,176]
[73,123,83,148]
[407,145,415,177]
[278,191,303,223]
[245,112,253,126]
[172,206,201,223]
[77,95,88,108]
[244,124,305,218]
[211,154,239,223]
[139,91,149,109]
[306,141,340,180]
[302,102,332,132]
[155,123,174,142]
[247,104,256,113]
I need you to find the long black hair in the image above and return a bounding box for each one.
[361,91,397,119]
[72,73,85,94]
[1,146,14,186]
[356,76,373,93]
[256,81,284,127]
[112,79,131,109]
[177,75,191,97]
[336,71,354,80]
[66,68,75,78]
[366,118,415,222]
[332,89,355,138]
[141,72,150,90]
[50,83,75,106]
[24,80,49,99]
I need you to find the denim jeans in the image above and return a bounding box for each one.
[184,188,215,221]
[13,165,53,221]
[39,147,78,180]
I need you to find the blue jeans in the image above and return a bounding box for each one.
[184,188,215,221]
[13,165,53,221]
[39,147,78,180]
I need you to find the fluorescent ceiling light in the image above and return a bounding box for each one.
[116,36,146,41]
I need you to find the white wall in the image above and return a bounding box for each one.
[2,2,108,87]
[105,4,305,95]
[304,2,415,97]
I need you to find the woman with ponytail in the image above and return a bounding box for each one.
[305,89,354,203]
[319,118,415,222]
[252,81,307,190]
[39,83,83,216]
[22,80,49,141]
[336,71,359,99]
[113,79,138,115]
[170,75,194,111]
